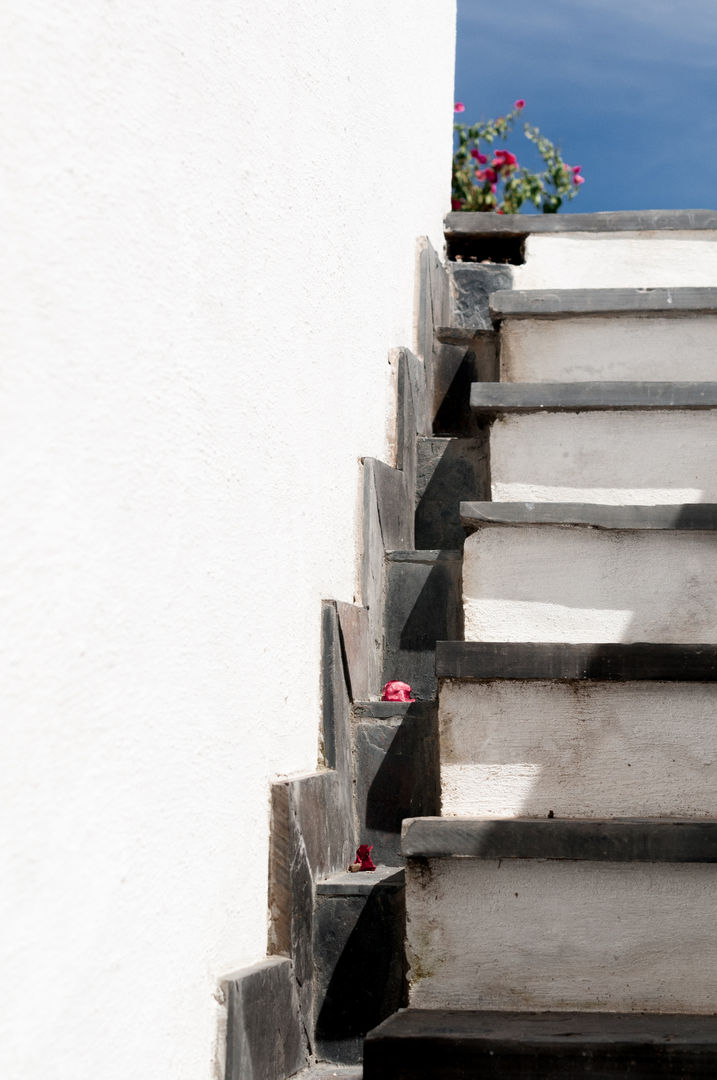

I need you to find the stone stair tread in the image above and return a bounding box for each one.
[460,501,717,531]
[491,286,717,318]
[364,1008,717,1079]
[435,641,717,681]
[401,816,717,862]
[445,208,717,238]
[295,1064,363,1080]
[316,866,404,896]
[470,380,717,413]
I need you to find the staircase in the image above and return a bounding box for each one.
[360,213,717,1077]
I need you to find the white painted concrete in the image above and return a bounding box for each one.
[513,232,717,290]
[440,681,717,818]
[500,315,717,383]
[407,858,717,1013]
[490,411,717,504]
[0,3,456,1079]
[463,526,717,643]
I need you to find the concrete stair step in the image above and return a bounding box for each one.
[314,867,406,1064]
[489,289,717,383]
[400,817,717,1014]
[364,1008,717,1079]
[460,508,717,643]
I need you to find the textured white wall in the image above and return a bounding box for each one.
[0,3,456,1078]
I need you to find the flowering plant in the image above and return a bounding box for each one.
[452,100,584,214]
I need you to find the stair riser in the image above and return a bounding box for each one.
[500,315,717,382]
[440,680,717,818]
[463,526,717,643]
[490,411,717,504]
[406,859,717,1013]
[511,232,717,292]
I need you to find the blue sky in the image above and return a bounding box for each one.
[454,0,717,212]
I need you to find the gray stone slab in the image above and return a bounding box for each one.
[366,458,412,551]
[394,350,417,500]
[322,601,353,776]
[225,957,307,1080]
[316,867,404,896]
[491,286,717,319]
[314,868,407,1064]
[269,768,355,1034]
[435,325,495,348]
[450,264,514,329]
[401,816,717,862]
[435,641,717,682]
[364,1008,717,1080]
[403,347,431,438]
[297,1066,362,1080]
[460,501,717,532]
[445,208,717,237]
[416,438,490,549]
[353,703,439,865]
[382,551,463,700]
[352,701,437,720]
[360,459,386,682]
[470,381,717,413]
[336,601,370,703]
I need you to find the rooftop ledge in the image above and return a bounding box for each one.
[445,209,717,240]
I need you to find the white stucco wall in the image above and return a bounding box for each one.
[0,4,456,1078]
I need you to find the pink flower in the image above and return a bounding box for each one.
[476,151,487,164]
[451,197,464,210]
[573,174,585,185]
[493,150,506,162]
[470,148,479,159]
[454,102,465,113]
[572,165,582,174]
[490,183,497,193]
[485,167,497,183]
[494,150,517,167]
[475,169,486,181]
[497,207,505,214]
[514,99,526,110]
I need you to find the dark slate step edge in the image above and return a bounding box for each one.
[401,817,717,862]
[445,209,717,239]
[460,502,717,532]
[364,1008,717,1080]
[435,642,717,682]
[435,325,495,346]
[491,286,717,319]
[470,381,717,413]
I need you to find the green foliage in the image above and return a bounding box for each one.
[452,102,584,214]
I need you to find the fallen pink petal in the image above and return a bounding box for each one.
[381,680,415,703]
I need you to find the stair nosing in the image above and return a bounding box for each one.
[490,286,717,319]
[401,816,717,862]
[470,380,717,413]
[435,641,717,682]
[460,502,717,532]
